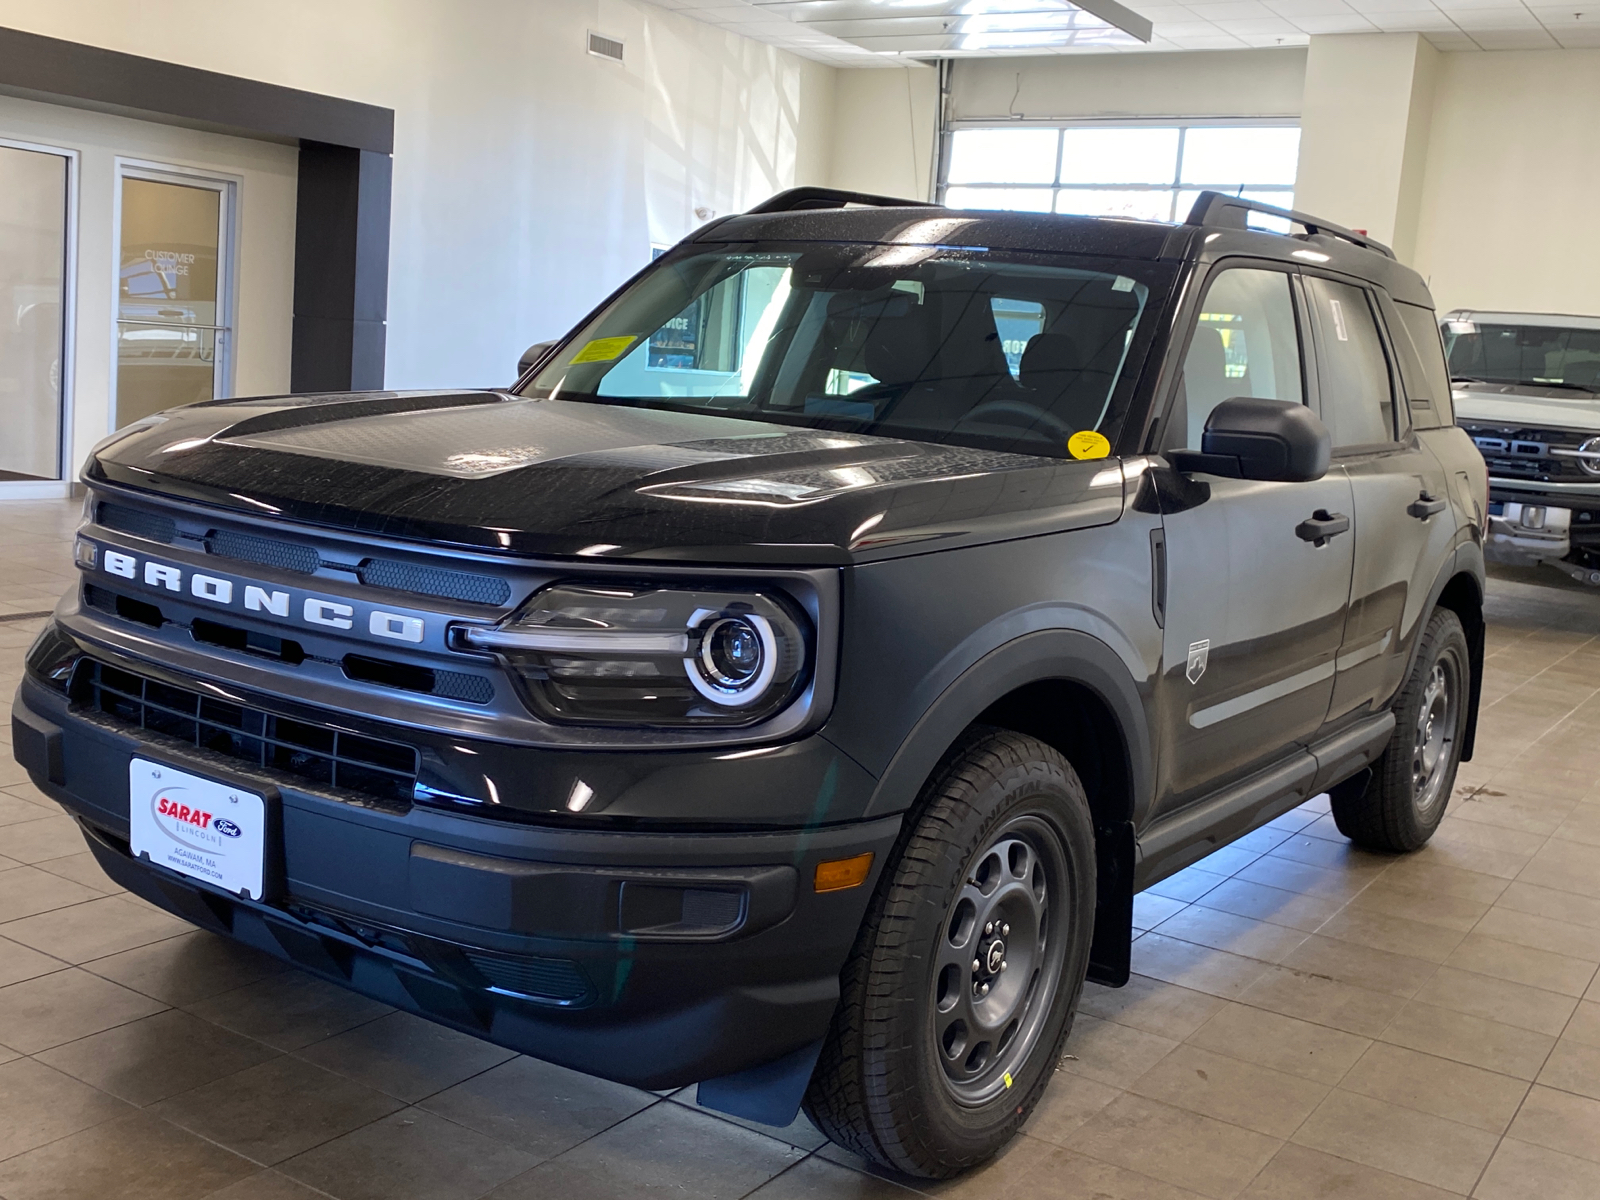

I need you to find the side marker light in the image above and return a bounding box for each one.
[814,852,874,893]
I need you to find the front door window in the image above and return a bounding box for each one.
[115,172,231,427]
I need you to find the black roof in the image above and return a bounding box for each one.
[696,188,1434,309]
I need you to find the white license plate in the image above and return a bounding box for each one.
[128,758,266,900]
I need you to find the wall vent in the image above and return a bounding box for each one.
[586,31,624,63]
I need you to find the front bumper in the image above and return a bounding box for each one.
[12,673,900,1090]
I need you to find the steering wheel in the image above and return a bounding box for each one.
[955,400,1077,443]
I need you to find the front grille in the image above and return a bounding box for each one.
[76,659,419,806]
[462,950,590,1004]
[98,502,176,544]
[1463,424,1599,482]
[205,528,321,574]
[356,558,511,606]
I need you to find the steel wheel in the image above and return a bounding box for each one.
[1412,658,1457,817]
[930,814,1069,1106]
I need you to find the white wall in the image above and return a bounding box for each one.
[0,93,297,495]
[828,66,940,200]
[1412,48,1600,315]
[0,0,838,407]
[1295,34,1438,261]
[948,49,1307,120]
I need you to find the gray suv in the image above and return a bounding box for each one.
[14,187,1487,1178]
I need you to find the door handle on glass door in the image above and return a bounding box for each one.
[1407,492,1448,519]
[1296,510,1350,547]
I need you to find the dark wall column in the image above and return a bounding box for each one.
[291,142,392,393]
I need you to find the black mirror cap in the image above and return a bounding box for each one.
[518,340,559,379]
[1199,396,1331,482]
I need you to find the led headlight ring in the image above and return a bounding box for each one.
[685,608,779,708]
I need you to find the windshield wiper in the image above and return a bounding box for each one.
[1450,375,1495,385]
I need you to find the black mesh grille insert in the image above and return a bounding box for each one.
[98,503,176,544]
[357,559,511,606]
[341,654,494,705]
[205,529,322,574]
[77,660,418,806]
[462,950,590,1004]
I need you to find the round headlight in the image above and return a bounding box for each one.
[687,611,779,707]
[701,617,763,687]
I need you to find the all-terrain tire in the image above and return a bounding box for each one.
[1331,607,1470,852]
[803,727,1097,1178]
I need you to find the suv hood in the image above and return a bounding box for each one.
[87,390,1126,564]
[1453,383,1600,434]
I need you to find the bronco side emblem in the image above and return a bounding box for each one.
[1186,640,1210,684]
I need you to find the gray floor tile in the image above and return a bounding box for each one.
[484,1099,806,1200]
[295,1009,517,1103]
[417,1054,656,1161]
[37,1007,281,1105]
[279,1108,541,1200]
[152,1052,404,1165]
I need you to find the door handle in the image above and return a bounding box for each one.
[1296,509,1350,547]
[1407,492,1448,520]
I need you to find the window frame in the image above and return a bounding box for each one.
[1299,267,1407,455]
[1148,257,1311,457]
[938,117,1302,223]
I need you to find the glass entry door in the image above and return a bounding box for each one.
[115,169,232,427]
[0,142,69,482]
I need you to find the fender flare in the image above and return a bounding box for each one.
[861,628,1153,824]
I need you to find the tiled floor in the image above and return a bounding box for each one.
[3,496,1600,1199]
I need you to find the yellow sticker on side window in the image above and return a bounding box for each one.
[1067,430,1112,460]
[570,336,637,364]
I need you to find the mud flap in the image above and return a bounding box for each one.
[696,1038,825,1127]
[1087,820,1134,987]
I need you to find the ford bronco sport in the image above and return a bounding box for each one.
[14,188,1487,1178]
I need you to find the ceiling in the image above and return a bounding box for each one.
[646,0,1600,61]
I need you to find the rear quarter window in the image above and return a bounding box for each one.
[1392,300,1454,428]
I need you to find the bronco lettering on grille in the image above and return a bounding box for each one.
[92,547,427,643]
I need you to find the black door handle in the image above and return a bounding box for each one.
[1296,509,1350,547]
[1408,492,1448,519]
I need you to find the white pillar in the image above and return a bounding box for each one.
[1294,33,1438,263]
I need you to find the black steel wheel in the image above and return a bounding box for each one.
[804,727,1097,1178]
[1331,606,1470,852]
[931,816,1069,1105]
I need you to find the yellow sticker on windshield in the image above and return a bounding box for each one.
[1067,430,1111,460]
[571,336,636,364]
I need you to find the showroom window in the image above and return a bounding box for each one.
[941,123,1300,226]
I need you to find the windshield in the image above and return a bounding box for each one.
[518,243,1168,460]
[1443,319,1600,394]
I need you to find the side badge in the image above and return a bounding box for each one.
[1186,640,1210,685]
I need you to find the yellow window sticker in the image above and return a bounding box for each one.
[571,336,636,364]
[1067,430,1111,460]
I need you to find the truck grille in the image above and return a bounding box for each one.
[76,659,419,806]
[94,500,514,606]
[1461,424,1599,482]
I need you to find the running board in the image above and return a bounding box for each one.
[1134,711,1395,892]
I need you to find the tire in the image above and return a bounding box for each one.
[803,727,1097,1178]
[1331,607,1470,853]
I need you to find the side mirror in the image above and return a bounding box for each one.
[1171,396,1331,482]
[517,340,558,381]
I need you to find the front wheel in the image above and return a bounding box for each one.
[803,728,1097,1178]
[1331,607,1470,852]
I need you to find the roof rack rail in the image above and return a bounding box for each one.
[1185,190,1395,259]
[747,186,939,215]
